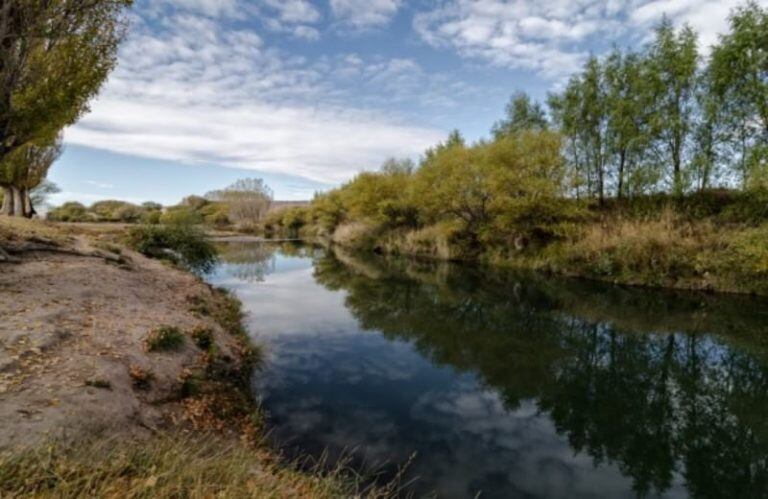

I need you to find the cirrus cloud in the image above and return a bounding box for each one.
[64,1,446,186]
[414,0,767,79]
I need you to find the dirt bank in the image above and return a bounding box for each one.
[0,219,251,451]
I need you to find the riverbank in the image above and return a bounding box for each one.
[0,218,376,497]
[297,195,768,297]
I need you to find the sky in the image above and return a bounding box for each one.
[48,0,766,206]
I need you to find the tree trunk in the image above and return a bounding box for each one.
[11,186,23,217]
[672,142,682,196]
[617,150,626,200]
[22,188,34,218]
[1,185,12,216]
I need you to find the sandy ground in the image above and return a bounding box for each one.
[0,235,244,451]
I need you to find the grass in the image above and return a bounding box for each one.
[144,326,186,352]
[326,198,768,295]
[191,326,215,352]
[0,434,394,499]
[0,217,68,246]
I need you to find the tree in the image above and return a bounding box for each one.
[604,50,654,198]
[0,135,62,217]
[709,2,768,188]
[549,77,590,198]
[579,56,610,204]
[646,20,699,195]
[492,92,548,139]
[30,179,60,210]
[206,178,273,228]
[0,0,132,216]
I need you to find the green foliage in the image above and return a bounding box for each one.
[127,223,217,274]
[145,326,186,352]
[492,92,548,138]
[47,199,163,223]
[0,1,132,213]
[47,202,89,222]
[192,327,216,352]
[160,206,203,226]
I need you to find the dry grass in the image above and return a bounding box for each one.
[0,434,393,499]
[527,207,768,294]
[0,217,69,245]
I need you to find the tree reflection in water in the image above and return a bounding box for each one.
[211,243,768,498]
[311,248,768,498]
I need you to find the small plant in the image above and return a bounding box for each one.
[129,365,154,391]
[180,370,205,398]
[191,327,216,352]
[145,326,185,352]
[188,294,212,316]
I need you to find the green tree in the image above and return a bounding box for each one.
[0,135,62,217]
[579,56,610,204]
[492,91,548,139]
[604,50,654,198]
[0,0,132,216]
[646,20,699,195]
[710,1,768,188]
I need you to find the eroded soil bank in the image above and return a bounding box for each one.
[0,225,250,450]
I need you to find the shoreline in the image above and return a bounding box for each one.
[295,218,768,298]
[0,218,371,497]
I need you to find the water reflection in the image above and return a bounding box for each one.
[210,242,768,499]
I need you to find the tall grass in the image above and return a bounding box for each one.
[0,434,396,498]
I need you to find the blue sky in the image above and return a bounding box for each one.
[49,0,765,206]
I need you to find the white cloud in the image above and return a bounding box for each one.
[262,0,320,24]
[330,0,402,28]
[64,3,445,185]
[414,0,768,79]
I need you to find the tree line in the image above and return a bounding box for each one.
[0,0,132,217]
[271,2,767,253]
[541,2,767,201]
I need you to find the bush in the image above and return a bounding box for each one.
[160,206,203,226]
[145,326,186,352]
[47,202,88,222]
[191,327,216,351]
[127,223,217,273]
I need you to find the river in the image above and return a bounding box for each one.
[207,241,768,498]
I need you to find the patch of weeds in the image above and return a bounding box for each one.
[84,378,112,390]
[211,287,247,339]
[180,370,205,398]
[129,365,154,391]
[145,326,186,352]
[187,294,212,316]
[191,327,216,353]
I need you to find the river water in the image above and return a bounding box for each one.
[207,241,768,498]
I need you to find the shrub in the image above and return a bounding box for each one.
[191,327,216,351]
[141,209,162,225]
[126,223,217,273]
[145,326,186,352]
[160,206,203,226]
[47,202,88,222]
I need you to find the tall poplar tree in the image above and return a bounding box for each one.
[0,0,132,216]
